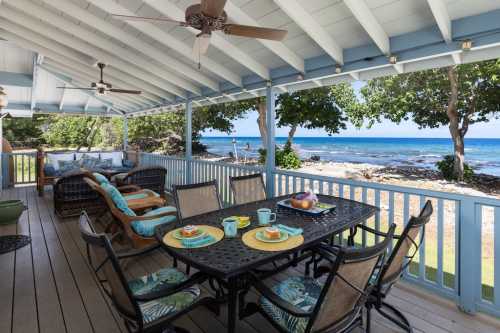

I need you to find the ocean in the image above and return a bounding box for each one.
[199,137,500,176]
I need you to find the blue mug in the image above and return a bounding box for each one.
[222,217,238,237]
[257,208,276,226]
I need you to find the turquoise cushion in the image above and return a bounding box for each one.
[128,267,200,324]
[101,183,136,216]
[260,277,322,333]
[131,206,177,237]
[93,172,110,185]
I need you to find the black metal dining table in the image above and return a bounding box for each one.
[155,194,377,333]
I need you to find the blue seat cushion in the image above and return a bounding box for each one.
[260,277,323,333]
[93,172,110,185]
[58,160,80,175]
[128,267,200,324]
[101,183,136,216]
[43,163,58,177]
[131,206,177,238]
[124,189,160,200]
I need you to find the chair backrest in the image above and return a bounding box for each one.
[78,212,141,322]
[84,177,128,219]
[173,180,222,221]
[124,166,167,194]
[308,224,396,333]
[378,200,433,287]
[230,173,266,205]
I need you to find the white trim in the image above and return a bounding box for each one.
[426,0,452,43]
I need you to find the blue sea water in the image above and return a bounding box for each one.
[199,136,500,176]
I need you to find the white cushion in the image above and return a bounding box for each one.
[75,152,100,160]
[47,153,75,171]
[100,152,123,168]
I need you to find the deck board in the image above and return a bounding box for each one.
[1,185,500,333]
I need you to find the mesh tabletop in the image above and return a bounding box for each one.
[155,194,377,278]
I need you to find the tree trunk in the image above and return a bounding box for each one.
[445,66,465,181]
[285,124,297,150]
[256,98,268,148]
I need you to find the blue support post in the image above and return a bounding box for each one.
[185,99,192,184]
[458,198,480,314]
[123,116,128,150]
[265,83,276,198]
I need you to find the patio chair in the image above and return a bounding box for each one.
[240,223,396,333]
[115,166,168,198]
[85,177,177,249]
[230,173,266,205]
[172,180,222,223]
[348,200,433,333]
[78,212,219,333]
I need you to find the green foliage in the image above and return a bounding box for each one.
[436,155,474,182]
[276,84,360,136]
[258,146,302,170]
[43,115,104,149]
[2,115,48,147]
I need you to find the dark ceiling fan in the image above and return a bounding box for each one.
[113,0,288,56]
[57,63,142,95]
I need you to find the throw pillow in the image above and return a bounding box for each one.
[96,158,113,169]
[58,160,80,174]
[81,155,100,170]
[43,163,57,176]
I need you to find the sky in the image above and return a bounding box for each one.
[201,81,500,138]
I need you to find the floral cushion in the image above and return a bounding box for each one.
[96,158,113,169]
[128,268,200,324]
[260,277,323,333]
[81,156,100,170]
[58,160,81,174]
[131,206,177,237]
[101,183,136,216]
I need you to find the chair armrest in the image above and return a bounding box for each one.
[116,243,160,259]
[250,276,312,318]
[129,210,177,222]
[353,224,394,238]
[133,271,208,302]
[118,185,141,193]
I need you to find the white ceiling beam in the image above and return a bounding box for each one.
[3,0,190,98]
[426,0,452,43]
[343,0,390,55]
[0,7,178,100]
[86,0,242,88]
[393,63,404,74]
[83,96,91,112]
[143,0,270,80]
[42,62,150,109]
[451,53,462,64]
[30,53,42,111]
[224,1,304,73]
[39,0,216,93]
[273,0,343,65]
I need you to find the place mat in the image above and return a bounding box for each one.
[163,225,224,249]
[0,235,31,254]
[242,227,304,252]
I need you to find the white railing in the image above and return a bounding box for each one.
[140,152,500,317]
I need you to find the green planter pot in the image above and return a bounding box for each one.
[0,200,27,225]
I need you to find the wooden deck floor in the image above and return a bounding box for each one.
[1,185,500,333]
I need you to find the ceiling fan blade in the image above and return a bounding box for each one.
[200,0,227,18]
[193,35,212,58]
[112,14,186,26]
[56,87,97,90]
[109,88,142,95]
[223,24,287,41]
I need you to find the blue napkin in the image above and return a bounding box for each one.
[277,224,303,236]
[181,234,215,248]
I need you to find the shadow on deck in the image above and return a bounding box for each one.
[1,185,499,333]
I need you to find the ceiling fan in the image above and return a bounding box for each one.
[57,63,142,95]
[113,0,288,57]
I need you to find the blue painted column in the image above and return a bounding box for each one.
[458,198,479,314]
[265,83,276,198]
[185,99,192,184]
[123,116,128,150]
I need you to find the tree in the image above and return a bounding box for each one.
[276,84,360,148]
[2,115,49,147]
[355,59,500,180]
[43,115,105,150]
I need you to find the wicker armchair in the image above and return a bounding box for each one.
[115,166,167,198]
[240,224,396,333]
[54,170,105,218]
[230,173,266,205]
[78,212,219,333]
[85,177,177,249]
[172,180,222,223]
[349,200,433,332]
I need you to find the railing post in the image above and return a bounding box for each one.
[123,115,128,150]
[265,82,275,198]
[458,198,480,314]
[185,98,192,184]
